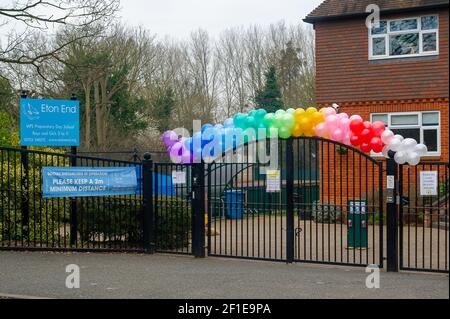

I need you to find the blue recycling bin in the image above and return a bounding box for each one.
[225,190,245,220]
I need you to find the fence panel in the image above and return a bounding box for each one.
[399,162,449,273]
[0,146,143,252]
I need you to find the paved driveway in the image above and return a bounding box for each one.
[0,251,448,299]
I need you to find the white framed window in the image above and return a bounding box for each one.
[371,111,441,157]
[369,15,439,60]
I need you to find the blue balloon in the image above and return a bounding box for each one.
[224,118,234,128]
[201,124,213,134]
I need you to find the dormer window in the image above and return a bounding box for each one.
[369,15,439,60]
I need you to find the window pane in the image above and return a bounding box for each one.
[423,112,439,126]
[390,33,419,55]
[391,129,420,142]
[372,21,387,34]
[391,114,419,126]
[390,19,418,31]
[372,37,386,56]
[421,16,438,30]
[423,130,438,152]
[423,33,437,52]
[372,114,388,125]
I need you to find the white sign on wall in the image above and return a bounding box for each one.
[420,171,438,196]
[266,170,281,193]
[172,171,187,185]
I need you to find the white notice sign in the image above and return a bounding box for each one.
[387,176,395,190]
[172,171,187,185]
[266,170,281,193]
[420,171,438,196]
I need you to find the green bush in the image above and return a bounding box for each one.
[155,196,192,250]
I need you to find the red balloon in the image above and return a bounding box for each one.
[363,121,373,130]
[350,119,364,135]
[360,129,373,143]
[372,121,386,137]
[350,133,362,146]
[370,137,383,153]
[360,142,372,153]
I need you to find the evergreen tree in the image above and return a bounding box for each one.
[254,65,284,113]
[152,87,176,133]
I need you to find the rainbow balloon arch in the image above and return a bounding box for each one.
[162,106,428,166]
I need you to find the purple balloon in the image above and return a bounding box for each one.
[163,131,178,147]
[169,142,184,164]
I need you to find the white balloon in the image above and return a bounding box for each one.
[389,137,403,152]
[401,138,418,151]
[381,130,395,145]
[407,152,421,166]
[414,144,428,156]
[394,135,404,142]
[394,151,407,165]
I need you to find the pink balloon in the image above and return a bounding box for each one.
[349,115,363,122]
[342,134,351,146]
[331,129,344,142]
[315,122,327,137]
[323,107,337,117]
[338,113,349,120]
[325,115,339,131]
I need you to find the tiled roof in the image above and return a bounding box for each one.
[304,0,449,23]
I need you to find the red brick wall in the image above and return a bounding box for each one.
[314,8,449,104]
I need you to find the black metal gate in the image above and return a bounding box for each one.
[399,162,449,273]
[207,137,384,267]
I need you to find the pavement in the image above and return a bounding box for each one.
[0,251,448,299]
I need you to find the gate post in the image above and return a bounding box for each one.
[69,94,78,246]
[142,153,155,254]
[386,155,399,272]
[192,162,206,258]
[20,91,30,241]
[286,138,295,263]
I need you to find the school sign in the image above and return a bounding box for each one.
[20,98,80,147]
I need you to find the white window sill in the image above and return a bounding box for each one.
[369,52,439,61]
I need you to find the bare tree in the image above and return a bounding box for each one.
[0,0,119,77]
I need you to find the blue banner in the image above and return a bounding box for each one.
[42,167,138,198]
[20,98,80,146]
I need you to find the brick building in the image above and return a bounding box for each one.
[304,0,449,206]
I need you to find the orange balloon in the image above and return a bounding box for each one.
[292,125,303,137]
[300,117,314,131]
[306,107,318,115]
[304,129,316,137]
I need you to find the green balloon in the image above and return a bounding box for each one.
[275,109,285,116]
[287,108,295,114]
[234,113,246,129]
[255,109,268,123]
[263,113,275,127]
[279,127,292,139]
[244,116,257,129]
[273,114,283,128]
[282,113,295,129]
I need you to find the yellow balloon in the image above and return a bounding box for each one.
[319,108,328,114]
[294,108,305,121]
[306,107,318,115]
[311,112,325,125]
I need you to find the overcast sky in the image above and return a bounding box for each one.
[119,0,323,40]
